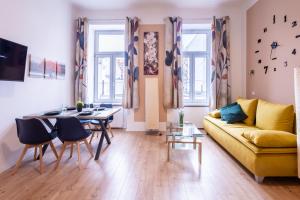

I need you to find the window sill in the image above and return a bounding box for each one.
[183,104,209,108]
[93,102,122,107]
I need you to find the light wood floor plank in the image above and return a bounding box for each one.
[0,130,300,200]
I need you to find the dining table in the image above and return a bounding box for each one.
[23,107,121,160]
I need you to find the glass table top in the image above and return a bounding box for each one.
[166,122,204,137]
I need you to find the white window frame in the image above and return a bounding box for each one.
[182,29,211,107]
[93,30,124,104]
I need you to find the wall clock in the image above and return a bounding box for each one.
[255,14,299,75]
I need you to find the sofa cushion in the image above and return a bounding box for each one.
[204,116,297,154]
[256,100,294,133]
[209,109,221,118]
[220,103,248,123]
[237,98,258,126]
[242,130,297,148]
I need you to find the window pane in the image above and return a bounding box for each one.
[182,56,191,100]
[194,57,207,100]
[115,57,124,100]
[97,57,111,100]
[182,34,207,52]
[98,34,124,52]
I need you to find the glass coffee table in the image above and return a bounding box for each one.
[166,122,204,165]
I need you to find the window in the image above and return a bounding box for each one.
[182,25,211,106]
[94,29,125,103]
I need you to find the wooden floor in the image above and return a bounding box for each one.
[0,130,300,200]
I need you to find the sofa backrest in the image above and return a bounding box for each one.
[255,99,295,133]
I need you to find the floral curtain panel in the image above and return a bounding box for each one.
[75,17,88,103]
[164,17,183,109]
[210,16,231,110]
[123,17,140,109]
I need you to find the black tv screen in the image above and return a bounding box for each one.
[0,38,28,82]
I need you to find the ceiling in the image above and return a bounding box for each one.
[70,0,246,10]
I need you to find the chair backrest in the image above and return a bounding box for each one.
[56,117,90,141]
[15,118,52,145]
[100,103,114,120]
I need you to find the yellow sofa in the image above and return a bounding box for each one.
[203,99,298,183]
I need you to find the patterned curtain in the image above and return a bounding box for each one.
[75,17,88,103]
[210,16,231,110]
[123,17,140,109]
[164,17,183,109]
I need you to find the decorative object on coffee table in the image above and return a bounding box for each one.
[178,109,184,127]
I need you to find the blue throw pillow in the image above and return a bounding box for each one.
[220,103,248,124]
[220,102,238,120]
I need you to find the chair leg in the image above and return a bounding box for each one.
[76,142,82,170]
[55,143,67,170]
[89,133,95,144]
[84,139,94,158]
[49,141,58,159]
[69,143,73,158]
[33,146,37,161]
[39,145,44,174]
[13,145,29,175]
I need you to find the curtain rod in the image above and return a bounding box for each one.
[84,17,212,24]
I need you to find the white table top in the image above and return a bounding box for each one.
[23,107,121,120]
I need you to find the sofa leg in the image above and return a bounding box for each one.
[255,175,264,183]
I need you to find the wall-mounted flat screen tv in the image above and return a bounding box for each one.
[0,38,28,82]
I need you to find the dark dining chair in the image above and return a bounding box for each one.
[14,118,58,174]
[55,117,94,170]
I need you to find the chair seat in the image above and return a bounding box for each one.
[90,120,100,125]
[90,119,112,125]
[80,119,91,124]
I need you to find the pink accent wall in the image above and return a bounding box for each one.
[246,0,300,104]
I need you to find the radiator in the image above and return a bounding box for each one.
[145,77,159,130]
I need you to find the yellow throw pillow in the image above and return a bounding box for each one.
[237,98,258,126]
[209,110,221,118]
[242,130,297,148]
[256,100,294,133]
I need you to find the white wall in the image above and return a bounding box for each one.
[75,4,245,130]
[0,0,74,172]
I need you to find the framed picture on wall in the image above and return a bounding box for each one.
[56,63,66,80]
[44,59,57,79]
[144,31,159,75]
[29,55,44,78]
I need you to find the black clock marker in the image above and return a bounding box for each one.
[258,39,262,43]
[264,66,268,74]
[273,15,276,24]
[255,50,260,54]
[264,28,267,33]
[274,68,277,72]
[296,35,300,38]
[292,21,297,27]
[271,41,280,49]
[284,61,288,67]
[292,49,297,55]
[284,15,287,22]
[258,59,262,64]
[272,58,277,60]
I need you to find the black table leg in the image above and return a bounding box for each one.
[94,119,111,160]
